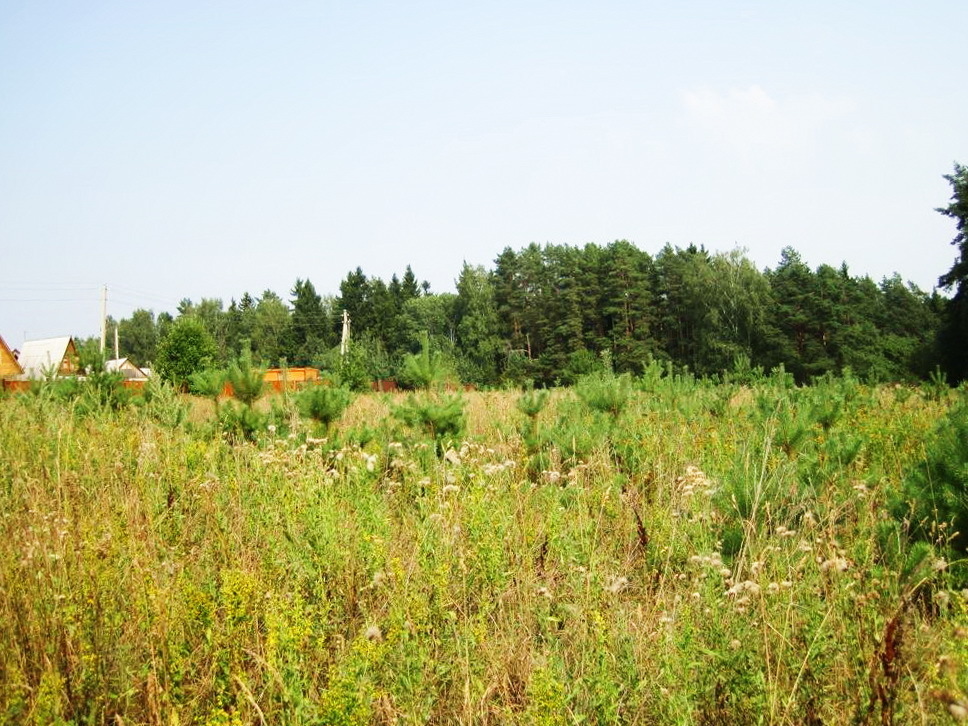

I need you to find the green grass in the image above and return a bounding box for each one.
[0,381,965,724]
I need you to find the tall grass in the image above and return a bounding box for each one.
[0,379,964,724]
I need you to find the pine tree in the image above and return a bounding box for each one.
[937,163,968,383]
[290,278,330,366]
[454,263,502,385]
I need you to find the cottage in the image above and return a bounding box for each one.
[106,358,148,380]
[17,337,80,379]
[0,335,23,379]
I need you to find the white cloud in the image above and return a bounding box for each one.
[680,85,853,153]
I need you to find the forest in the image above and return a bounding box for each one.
[101,164,967,389]
[4,168,968,725]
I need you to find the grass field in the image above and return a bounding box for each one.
[1,374,966,724]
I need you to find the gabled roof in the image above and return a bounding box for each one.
[18,337,78,379]
[106,358,147,379]
[0,335,24,377]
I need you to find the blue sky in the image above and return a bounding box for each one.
[1,1,966,343]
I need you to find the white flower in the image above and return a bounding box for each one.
[364,625,383,642]
[820,557,849,573]
[605,576,629,594]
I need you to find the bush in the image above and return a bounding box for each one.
[226,348,264,407]
[576,369,632,422]
[189,367,227,417]
[393,394,465,451]
[890,403,968,582]
[398,332,450,391]
[133,376,186,427]
[155,317,218,388]
[219,400,268,443]
[297,384,352,433]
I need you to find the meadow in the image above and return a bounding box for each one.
[1,370,966,725]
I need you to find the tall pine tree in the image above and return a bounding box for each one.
[937,163,968,383]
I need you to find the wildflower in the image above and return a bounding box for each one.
[268,424,277,434]
[444,448,461,465]
[543,470,562,484]
[727,580,761,597]
[442,484,460,495]
[605,576,629,594]
[819,557,849,573]
[729,639,742,651]
[364,625,383,642]
[371,571,386,588]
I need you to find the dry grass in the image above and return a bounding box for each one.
[0,380,965,724]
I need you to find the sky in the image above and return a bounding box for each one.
[1,1,966,344]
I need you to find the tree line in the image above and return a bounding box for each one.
[100,164,968,388]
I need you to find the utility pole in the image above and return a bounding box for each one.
[340,309,350,358]
[100,285,108,354]
[114,326,119,360]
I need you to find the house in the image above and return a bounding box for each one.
[17,337,80,379]
[0,335,24,379]
[106,358,148,380]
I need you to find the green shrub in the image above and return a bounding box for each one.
[923,365,950,403]
[190,366,227,417]
[226,348,264,407]
[890,403,968,582]
[398,332,450,391]
[219,400,267,443]
[155,316,218,388]
[393,394,465,451]
[297,384,352,433]
[576,370,631,422]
